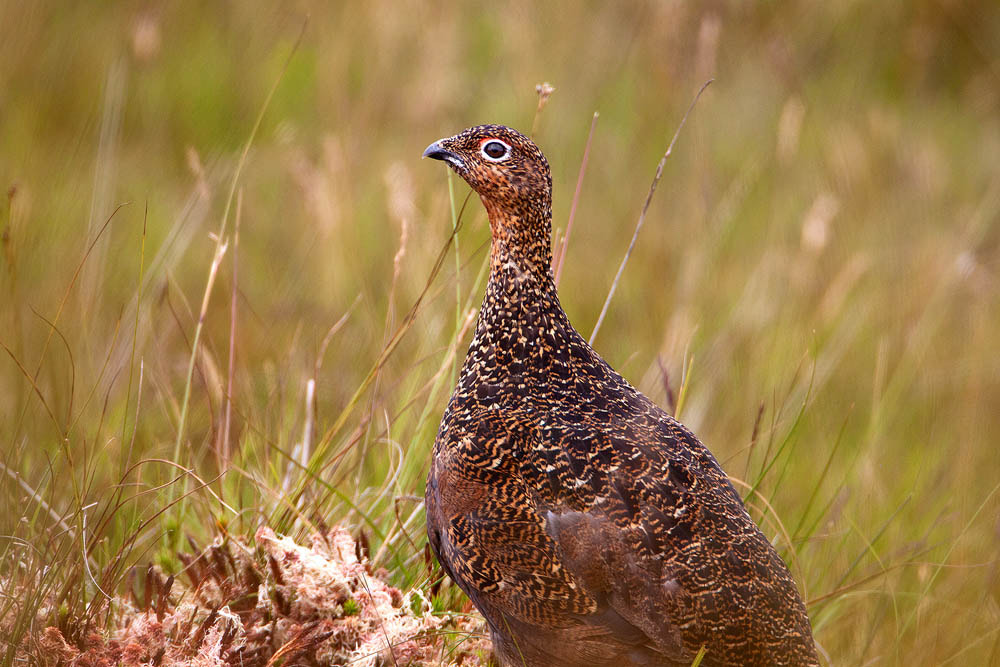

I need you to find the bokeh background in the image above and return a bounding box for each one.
[2,1,999,664]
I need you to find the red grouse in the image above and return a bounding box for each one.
[422,125,819,667]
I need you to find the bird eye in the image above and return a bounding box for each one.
[481,140,510,161]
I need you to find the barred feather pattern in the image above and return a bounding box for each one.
[423,125,819,667]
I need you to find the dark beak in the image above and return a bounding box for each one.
[422,140,463,167]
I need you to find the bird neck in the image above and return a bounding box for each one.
[467,200,571,372]
[481,197,555,298]
[454,200,595,406]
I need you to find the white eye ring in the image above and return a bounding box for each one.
[480,139,511,162]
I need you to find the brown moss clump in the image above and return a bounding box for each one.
[20,526,491,666]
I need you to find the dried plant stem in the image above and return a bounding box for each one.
[299,195,476,496]
[358,571,399,667]
[221,189,242,466]
[589,80,713,346]
[121,203,147,470]
[300,380,316,468]
[172,21,306,476]
[447,171,462,342]
[8,204,124,443]
[530,82,555,138]
[554,112,598,287]
[172,238,227,468]
[0,460,80,546]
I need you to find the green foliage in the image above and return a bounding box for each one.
[341,597,360,617]
[1,1,999,665]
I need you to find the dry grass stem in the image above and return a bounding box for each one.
[589,79,713,346]
[554,112,599,287]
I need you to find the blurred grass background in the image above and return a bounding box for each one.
[2,1,999,664]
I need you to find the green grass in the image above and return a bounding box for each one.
[2,1,1000,664]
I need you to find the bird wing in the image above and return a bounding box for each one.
[427,409,695,665]
[529,401,815,666]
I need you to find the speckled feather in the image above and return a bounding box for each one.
[423,125,819,667]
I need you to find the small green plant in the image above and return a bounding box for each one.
[342,597,360,616]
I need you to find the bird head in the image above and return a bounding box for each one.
[422,125,552,220]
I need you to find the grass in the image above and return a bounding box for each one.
[2,1,1000,664]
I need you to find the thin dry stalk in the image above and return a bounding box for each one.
[123,204,148,468]
[0,460,80,545]
[358,571,400,667]
[172,20,306,470]
[286,377,316,496]
[7,205,125,443]
[530,82,555,138]
[554,112,599,287]
[300,194,476,492]
[1,341,61,434]
[172,235,228,469]
[311,297,360,390]
[589,80,713,346]
[221,189,242,466]
[26,306,76,426]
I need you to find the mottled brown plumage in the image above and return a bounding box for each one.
[422,125,819,667]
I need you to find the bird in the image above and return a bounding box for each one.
[422,125,819,667]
